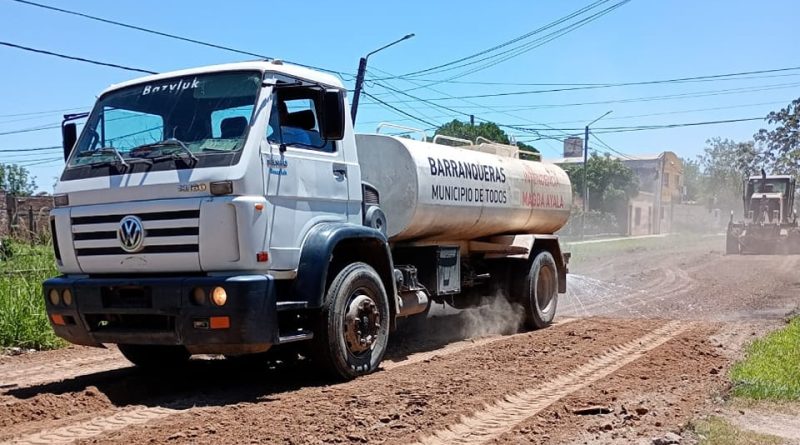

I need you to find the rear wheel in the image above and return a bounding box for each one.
[311,262,390,380]
[117,344,190,369]
[514,251,559,330]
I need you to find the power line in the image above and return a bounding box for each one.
[368,73,566,155]
[396,0,614,78]
[0,40,156,74]
[381,80,800,103]
[378,71,800,88]
[16,157,63,167]
[361,92,439,128]
[0,145,61,153]
[9,0,348,76]
[0,123,61,137]
[0,106,87,119]
[591,133,633,159]
[371,81,800,110]
[369,66,800,99]
[1,148,61,159]
[357,100,789,128]
[510,117,765,134]
[392,0,630,87]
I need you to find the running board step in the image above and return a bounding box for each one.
[277,330,313,344]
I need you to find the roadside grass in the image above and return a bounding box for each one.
[564,232,722,261]
[731,317,800,401]
[691,416,783,445]
[0,241,63,350]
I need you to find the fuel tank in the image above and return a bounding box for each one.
[356,134,572,242]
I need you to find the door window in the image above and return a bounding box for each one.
[266,92,335,153]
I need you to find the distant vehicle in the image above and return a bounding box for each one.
[726,170,799,254]
[42,61,573,380]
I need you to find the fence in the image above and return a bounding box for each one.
[0,191,54,242]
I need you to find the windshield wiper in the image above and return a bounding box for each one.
[77,147,130,169]
[133,138,198,164]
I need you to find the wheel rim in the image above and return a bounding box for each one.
[536,264,556,314]
[343,291,381,356]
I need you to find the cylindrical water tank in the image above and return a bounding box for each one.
[356,134,572,242]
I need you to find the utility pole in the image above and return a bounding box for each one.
[581,110,613,239]
[470,114,475,126]
[350,33,415,124]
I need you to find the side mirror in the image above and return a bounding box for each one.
[318,89,345,141]
[61,122,77,161]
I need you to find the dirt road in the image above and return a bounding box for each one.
[1,235,798,444]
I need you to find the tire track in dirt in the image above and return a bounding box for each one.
[1,354,126,390]
[1,407,180,445]
[383,318,577,371]
[1,318,580,444]
[413,320,688,445]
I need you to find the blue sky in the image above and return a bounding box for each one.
[1,0,799,191]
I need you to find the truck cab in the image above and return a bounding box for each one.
[44,61,571,379]
[727,173,799,254]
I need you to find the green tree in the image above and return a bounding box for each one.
[0,164,37,196]
[697,137,764,211]
[434,119,539,158]
[680,157,702,202]
[755,97,800,174]
[563,153,639,216]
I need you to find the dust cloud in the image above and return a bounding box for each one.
[429,293,526,338]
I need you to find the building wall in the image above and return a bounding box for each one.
[628,191,655,236]
[0,191,54,240]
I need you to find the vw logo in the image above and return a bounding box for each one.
[118,215,145,253]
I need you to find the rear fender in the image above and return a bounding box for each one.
[492,234,568,293]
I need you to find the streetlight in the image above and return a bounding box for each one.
[581,110,613,239]
[350,33,415,123]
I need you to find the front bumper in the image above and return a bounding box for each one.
[43,274,278,354]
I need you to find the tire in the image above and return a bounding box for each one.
[725,234,739,255]
[117,344,190,369]
[514,251,559,330]
[310,262,391,380]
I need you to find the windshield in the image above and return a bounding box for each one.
[747,178,789,196]
[65,71,261,174]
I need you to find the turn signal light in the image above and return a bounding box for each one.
[210,180,233,196]
[51,314,66,326]
[54,194,69,207]
[209,316,230,329]
[256,251,269,262]
[211,287,228,306]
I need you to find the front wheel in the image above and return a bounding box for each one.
[514,251,559,330]
[311,262,391,380]
[117,344,190,369]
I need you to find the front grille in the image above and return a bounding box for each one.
[101,286,153,308]
[85,314,174,332]
[72,208,200,257]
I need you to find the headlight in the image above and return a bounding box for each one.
[48,289,60,306]
[210,287,228,306]
[62,289,73,306]
[191,287,207,305]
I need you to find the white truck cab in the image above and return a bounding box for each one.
[44,60,572,380]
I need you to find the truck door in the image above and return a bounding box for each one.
[262,89,350,270]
